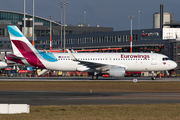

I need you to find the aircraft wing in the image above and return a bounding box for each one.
[67,49,125,71]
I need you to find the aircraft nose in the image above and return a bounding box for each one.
[4,63,7,67]
[172,61,177,69]
[1,62,7,67]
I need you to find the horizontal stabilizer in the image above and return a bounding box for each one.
[5,54,26,60]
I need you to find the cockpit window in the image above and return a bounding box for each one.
[162,58,170,61]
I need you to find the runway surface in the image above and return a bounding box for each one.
[0,77,180,106]
[0,76,180,82]
[1,91,180,106]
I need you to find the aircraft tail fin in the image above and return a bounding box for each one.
[7,25,46,69]
[7,25,36,56]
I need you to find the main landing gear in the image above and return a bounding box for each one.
[92,72,99,80]
[92,74,98,80]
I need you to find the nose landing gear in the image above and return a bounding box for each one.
[151,71,156,80]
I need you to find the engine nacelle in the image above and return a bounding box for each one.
[109,67,126,77]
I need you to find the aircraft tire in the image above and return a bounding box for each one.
[151,76,156,80]
[92,75,98,80]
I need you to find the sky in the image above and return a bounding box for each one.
[0,0,180,31]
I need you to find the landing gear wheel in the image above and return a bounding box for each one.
[151,76,156,80]
[92,75,98,80]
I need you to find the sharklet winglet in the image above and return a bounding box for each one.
[67,49,78,61]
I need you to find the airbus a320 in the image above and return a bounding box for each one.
[5,26,177,80]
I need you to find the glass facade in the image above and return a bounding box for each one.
[0,11,113,37]
[0,12,27,24]
[64,35,138,45]
[0,11,58,26]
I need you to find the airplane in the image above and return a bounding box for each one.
[5,25,177,80]
[0,59,7,69]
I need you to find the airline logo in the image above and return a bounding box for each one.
[7,26,46,69]
[163,62,166,65]
[121,54,150,59]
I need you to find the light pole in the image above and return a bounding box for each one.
[50,16,52,52]
[60,0,63,49]
[60,0,68,53]
[23,0,26,36]
[137,11,140,29]
[32,0,35,46]
[128,15,134,53]
[84,11,86,23]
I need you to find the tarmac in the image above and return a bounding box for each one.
[1,91,180,106]
[0,76,180,106]
[0,76,179,82]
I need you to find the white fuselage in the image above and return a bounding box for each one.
[37,52,177,72]
[6,26,177,75]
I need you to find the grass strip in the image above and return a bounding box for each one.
[0,81,180,92]
[0,104,180,120]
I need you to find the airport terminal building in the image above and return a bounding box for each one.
[0,10,180,74]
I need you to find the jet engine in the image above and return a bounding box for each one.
[109,67,126,77]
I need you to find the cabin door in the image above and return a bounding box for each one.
[151,54,157,65]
